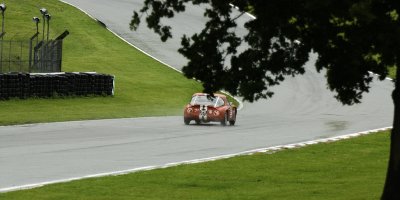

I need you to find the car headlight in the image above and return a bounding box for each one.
[187,108,193,113]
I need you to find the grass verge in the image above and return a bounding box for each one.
[0,0,202,125]
[0,130,390,200]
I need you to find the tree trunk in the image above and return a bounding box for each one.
[381,65,400,200]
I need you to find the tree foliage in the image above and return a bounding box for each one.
[131,0,397,104]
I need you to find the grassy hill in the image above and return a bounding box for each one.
[0,0,202,125]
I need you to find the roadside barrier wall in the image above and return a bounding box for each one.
[0,72,114,99]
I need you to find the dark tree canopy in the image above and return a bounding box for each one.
[131,1,400,199]
[131,0,397,105]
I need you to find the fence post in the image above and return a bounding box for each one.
[29,39,32,72]
[29,33,38,72]
[20,41,22,72]
[0,42,1,73]
[8,40,10,72]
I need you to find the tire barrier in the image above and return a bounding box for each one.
[0,72,114,100]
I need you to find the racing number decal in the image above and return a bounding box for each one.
[199,105,207,121]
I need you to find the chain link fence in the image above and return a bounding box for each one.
[0,40,30,73]
[0,30,68,73]
[31,39,63,72]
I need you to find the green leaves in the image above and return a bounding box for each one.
[129,11,140,31]
[131,0,398,104]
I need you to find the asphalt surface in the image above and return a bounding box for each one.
[0,0,394,190]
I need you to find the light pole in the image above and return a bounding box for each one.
[29,17,40,71]
[33,17,40,36]
[45,13,51,41]
[0,3,5,37]
[0,3,6,73]
[39,8,47,41]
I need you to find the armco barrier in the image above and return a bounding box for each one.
[0,72,114,100]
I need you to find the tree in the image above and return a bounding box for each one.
[131,0,400,198]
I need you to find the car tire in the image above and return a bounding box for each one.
[184,118,190,125]
[221,112,228,126]
[229,120,235,126]
[195,120,201,125]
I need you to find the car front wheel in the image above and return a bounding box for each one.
[184,118,190,125]
[221,112,228,126]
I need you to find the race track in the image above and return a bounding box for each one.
[0,0,394,191]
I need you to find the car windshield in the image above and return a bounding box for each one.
[190,95,224,107]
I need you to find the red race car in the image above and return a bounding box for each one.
[184,93,237,126]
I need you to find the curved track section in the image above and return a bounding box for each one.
[0,0,394,190]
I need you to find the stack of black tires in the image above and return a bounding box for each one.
[0,73,30,99]
[0,72,114,100]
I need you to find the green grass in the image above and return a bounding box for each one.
[0,0,203,125]
[0,131,390,200]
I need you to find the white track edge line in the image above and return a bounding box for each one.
[58,0,244,110]
[0,126,392,193]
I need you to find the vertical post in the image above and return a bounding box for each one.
[0,3,6,73]
[36,19,39,44]
[39,8,48,71]
[29,39,32,72]
[42,16,44,41]
[1,8,4,36]
[45,14,51,71]
[20,41,22,72]
[0,12,3,73]
[31,17,40,72]
[40,8,47,42]
[45,14,50,41]
[8,39,10,72]
[57,40,61,72]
